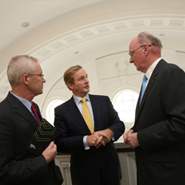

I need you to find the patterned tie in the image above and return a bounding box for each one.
[31,103,41,125]
[139,75,148,106]
[81,98,94,134]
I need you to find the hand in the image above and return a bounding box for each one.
[127,132,139,149]
[42,141,57,164]
[96,129,113,145]
[123,129,133,144]
[96,135,105,149]
[87,132,101,147]
[87,132,105,149]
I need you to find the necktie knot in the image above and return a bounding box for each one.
[143,75,147,83]
[81,98,86,103]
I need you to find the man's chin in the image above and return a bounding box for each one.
[85,89,90,93]
[37,90,43,96]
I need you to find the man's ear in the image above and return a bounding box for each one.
[22,74,29,85]
[143,45,149,56]
[67,82,73,90]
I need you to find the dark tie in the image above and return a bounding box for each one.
[139,75,148,106]
[31,104,41,125]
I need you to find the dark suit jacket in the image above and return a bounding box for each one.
[54,94,125,185]
[133,59,185,185]
[0,92,63,185]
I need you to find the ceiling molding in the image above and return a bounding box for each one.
[0,14,185,102]
[27,14,185,62]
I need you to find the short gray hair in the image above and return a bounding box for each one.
[7,55,38,87]
[138,32,163,48]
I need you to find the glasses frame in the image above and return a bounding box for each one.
[27,73,44,77]
[129,45,151,58]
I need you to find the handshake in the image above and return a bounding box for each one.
[87,128,113,149]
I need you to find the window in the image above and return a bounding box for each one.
[113,89,139,131]
[46,99,65,125]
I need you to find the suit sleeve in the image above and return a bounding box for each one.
[54,107,85,153]
[54,96,125,153]
[0,113,48,184]
[106,97,125,141]
[138,64,185,153]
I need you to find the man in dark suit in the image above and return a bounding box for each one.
[0,55,63,185]
[124,32,185,185]
[54,65,125,185]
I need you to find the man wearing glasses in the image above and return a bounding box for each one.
[124,32,185,185]
[0,55,63,185]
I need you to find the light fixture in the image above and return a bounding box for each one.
[21,22,30,28]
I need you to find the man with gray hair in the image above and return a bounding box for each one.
[124,32,185,185]
[0,55,63,185]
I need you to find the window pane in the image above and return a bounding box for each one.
[113,89,139,126]
[46,99,65,125]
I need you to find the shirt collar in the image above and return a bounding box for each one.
[10,91,32,111]
[145,57,161,80]
[73,93,90,105]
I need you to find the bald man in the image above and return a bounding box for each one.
[124,32,185,185]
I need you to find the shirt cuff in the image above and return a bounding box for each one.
[112,134,115,141]
[83,136,90,150]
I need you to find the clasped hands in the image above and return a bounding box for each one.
[87,129,113,149]
[123,129,139,149]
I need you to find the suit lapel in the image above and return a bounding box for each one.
[16,104,38,129]
[66,97,91,134]
[135,60,167,120]
[7,93,38,130]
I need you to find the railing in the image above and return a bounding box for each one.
[55,142,136,185]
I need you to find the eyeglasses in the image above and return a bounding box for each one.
[27,73,44,78]
[129,45,151,58]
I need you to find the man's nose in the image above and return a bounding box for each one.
[130,58,134,63]
[43,77,46,83]
[85,77,89,83]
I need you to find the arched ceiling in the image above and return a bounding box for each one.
[0,0,185,103]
